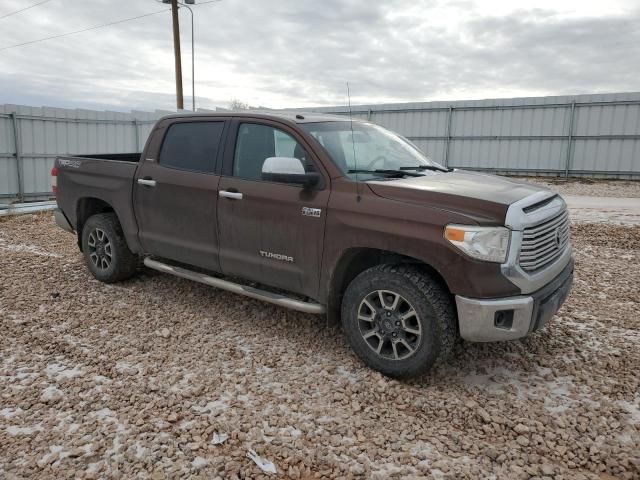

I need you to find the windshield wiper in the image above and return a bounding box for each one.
[399,165,452,173]
[347,169,424,178]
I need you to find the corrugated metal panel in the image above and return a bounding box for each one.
[2,93,640,202]
[0,105,169,201]
[0,107,19,197]
[306,92,640,178]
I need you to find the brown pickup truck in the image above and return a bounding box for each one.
[53,112,573,378]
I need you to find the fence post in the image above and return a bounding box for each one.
[443,106,453,168]
[10,112,24,203]
[564,101,576,179]
[133,119,140,152]
[367,109,372,121]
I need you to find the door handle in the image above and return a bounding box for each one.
[219,190,243,200]
[137,178,156,187]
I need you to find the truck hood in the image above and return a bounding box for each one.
[367,169,548,224]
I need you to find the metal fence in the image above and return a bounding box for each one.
[1,92,639,203]
[306,92,640,180]
[0,105,170,202]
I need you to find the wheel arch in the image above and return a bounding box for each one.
[326,247,452,324]
[75,197,116,251]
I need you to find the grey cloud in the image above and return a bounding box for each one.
[0,0,638,111]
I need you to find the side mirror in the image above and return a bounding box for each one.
[261,157,320,187]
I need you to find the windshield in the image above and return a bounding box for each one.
[301,121,445,180]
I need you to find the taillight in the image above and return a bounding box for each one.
[51,165,58,196]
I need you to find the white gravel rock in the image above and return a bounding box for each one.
[1,212,639,479]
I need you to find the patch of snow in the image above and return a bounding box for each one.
[37,445,73,467]
[129,442,148,459]
[316,415,335,425]
[565,196,640,225]
[115,361,140,375]
[90,408,118,422]
[0,242,61,257]
[40,385,64,402]
[369,462,408,477]
[618,398,640,425]
[277,426,302,438]
[6,424,43,435]
[192,396,230,416]
[192,456,209,469]
[431,468,446,479]
[105,422,129,459]
[179,419,195,430]
[68,423,80,434]
[410,441,435,458]
[86,462,102,474]
[0,407,23,418]
[459,364,601,414]
[46,362,83,379]
[336,365,361,383]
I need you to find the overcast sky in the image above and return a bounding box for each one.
[0,0,638,112]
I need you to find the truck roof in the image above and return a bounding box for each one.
[159,111,356,124]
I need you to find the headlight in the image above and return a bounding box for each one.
[444,225,510,263]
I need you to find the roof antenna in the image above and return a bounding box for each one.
[347,82,361,201]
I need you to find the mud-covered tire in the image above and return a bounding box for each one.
[341,264,457,378]
[81,213,138,283]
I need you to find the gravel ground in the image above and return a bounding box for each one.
[512,177,640,198]
[1,213,639,479]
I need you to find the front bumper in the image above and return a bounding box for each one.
[54,208,74,233]
[456,259,573,342]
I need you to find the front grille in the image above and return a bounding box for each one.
[519,209,570,272]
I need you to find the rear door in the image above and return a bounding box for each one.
[133,118,228,271]
[216,119,330,299]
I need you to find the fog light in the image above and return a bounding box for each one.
[494,310,514,329]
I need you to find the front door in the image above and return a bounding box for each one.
[133,119,227,271]
[216,120,330,299]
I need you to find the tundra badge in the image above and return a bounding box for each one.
[260,250,294,263]
[302,207,321,218]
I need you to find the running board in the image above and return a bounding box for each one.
[143,257,326,315]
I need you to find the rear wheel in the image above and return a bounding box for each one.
[341,264,457,378]
[81,213,138,283]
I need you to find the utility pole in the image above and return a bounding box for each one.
[170,0,184,110]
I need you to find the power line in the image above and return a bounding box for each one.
[0,9,170,52]
[0,0,52,20]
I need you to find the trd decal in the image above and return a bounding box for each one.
[302,207,321,218]
[58,159,82,168]
[260,250,294,263]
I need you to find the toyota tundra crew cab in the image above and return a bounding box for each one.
[52,112,573,378]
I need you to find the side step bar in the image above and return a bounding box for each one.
[143,257,326,315]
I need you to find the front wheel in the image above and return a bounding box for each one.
[81,213,138,283]
[341,264,457,378]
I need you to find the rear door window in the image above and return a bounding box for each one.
[159,121,225,172]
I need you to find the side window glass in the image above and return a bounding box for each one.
[233,123,314,180]
[159,122,224,172]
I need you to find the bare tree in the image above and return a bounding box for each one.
[229,99,252,110]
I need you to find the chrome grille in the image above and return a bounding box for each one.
[519,209,570,272]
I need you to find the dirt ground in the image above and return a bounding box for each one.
[513,177,640,198]
[1,212,639,479]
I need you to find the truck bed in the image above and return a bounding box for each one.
[55,153,141,252]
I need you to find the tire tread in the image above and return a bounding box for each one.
[82,213,138,283]
[341,263,457,378]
